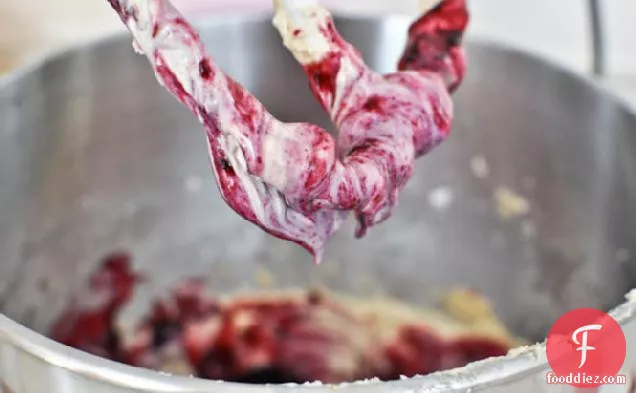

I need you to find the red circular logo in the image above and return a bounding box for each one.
[546,308,626,388]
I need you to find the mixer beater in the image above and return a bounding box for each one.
[105,0,469,263]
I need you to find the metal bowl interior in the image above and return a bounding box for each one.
[1,12,636,393]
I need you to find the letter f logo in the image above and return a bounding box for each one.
[572,324,602,368]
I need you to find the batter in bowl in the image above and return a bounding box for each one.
[51,252,523,384]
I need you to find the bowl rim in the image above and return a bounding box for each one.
[1,10,636,393]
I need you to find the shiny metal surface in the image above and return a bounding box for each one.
[1,12,636,393]
[588,0,606,75]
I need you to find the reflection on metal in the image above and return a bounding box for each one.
[588,0,605,76]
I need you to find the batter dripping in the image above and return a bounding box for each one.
[104,0,469,262]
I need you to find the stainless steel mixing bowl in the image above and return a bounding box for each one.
[1,13,636,393]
